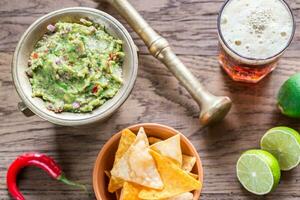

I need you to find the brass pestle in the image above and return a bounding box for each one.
[106,0,232,126]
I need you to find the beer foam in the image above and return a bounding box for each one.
[220,0,294,59]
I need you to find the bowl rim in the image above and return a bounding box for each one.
[12,7,138,126]
[93,123,204,200]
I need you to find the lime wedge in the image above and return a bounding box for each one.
[261,126,300,171]
[236,150,280,195]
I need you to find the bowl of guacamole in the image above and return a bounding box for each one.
[12,7,138,126]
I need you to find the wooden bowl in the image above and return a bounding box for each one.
[93,123,203,200]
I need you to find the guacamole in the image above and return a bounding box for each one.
[27,18,124,113]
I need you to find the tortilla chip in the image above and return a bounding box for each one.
[148,137,162,145]
[188,172,198,180]
[104,170,111,178]
[109,174,124,193]
[181,155,196,172]
[108,129,137,193]
[116,189,121,200]
[166,192,194,200]
[119,182,141,200]
[139,150,202,199]
[150,134,182,166]
[111,127,163,189]
[115,129,137,163]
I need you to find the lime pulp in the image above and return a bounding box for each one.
[236,149,281,195]
[261,126,300,171]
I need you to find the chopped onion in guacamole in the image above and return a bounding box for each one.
[27,19,124,113]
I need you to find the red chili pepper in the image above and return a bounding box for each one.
[7,153,86,200]
[92,85,98,93]
[32,52,38,59]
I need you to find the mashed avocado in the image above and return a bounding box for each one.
[27,18,124,113]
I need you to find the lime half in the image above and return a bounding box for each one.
[261,127,300,171]
[236,150,280,195]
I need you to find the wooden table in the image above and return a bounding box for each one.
[1,0,300,199]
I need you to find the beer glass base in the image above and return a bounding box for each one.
[218,55,277,83]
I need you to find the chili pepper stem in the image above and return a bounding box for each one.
[57,174,87,191]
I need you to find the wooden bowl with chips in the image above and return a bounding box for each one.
[93,123,203,200]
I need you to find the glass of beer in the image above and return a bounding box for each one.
[217,0,295,83]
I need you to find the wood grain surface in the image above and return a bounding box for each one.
[1,0,300,199]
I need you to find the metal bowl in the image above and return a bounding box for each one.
[12,7,138,126]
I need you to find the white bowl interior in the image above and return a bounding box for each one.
[13,8,138,126]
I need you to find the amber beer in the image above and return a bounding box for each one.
[217,0,295,83]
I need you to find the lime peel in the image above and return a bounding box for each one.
[277,73,300,118]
